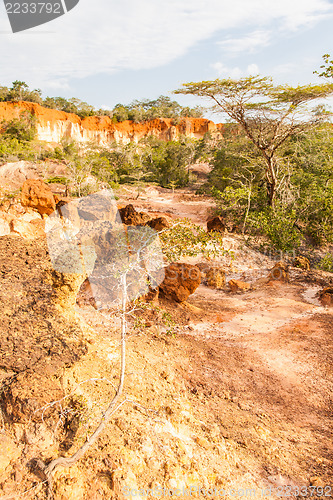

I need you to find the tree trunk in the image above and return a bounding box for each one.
[266,180,276,209]
[265,156,277,209]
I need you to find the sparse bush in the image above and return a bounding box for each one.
[316,252,333,273]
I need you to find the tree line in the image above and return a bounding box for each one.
[0,81,203,121]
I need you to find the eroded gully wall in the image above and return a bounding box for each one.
[0,101,224,145]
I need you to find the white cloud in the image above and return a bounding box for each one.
[271,63,296,76]
[217,30,271,54]
[212,62,259,78]
[247,63,259,74]
[0,0,332,88]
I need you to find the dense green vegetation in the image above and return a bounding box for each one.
[174,69,333,252]
[0,81,203,121]
[197,124,333,251]
[45,136,199,196]
[0,110,39,160]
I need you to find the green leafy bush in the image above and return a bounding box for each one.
[316,253,333,272]
[248,209,302,252]
[0,137,36,161]
[1,111,37,142]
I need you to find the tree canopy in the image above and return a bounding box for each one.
[314,53,333,79]
[0,81,203,121]
[174,76,333,207]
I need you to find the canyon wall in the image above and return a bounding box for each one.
[0,101,224,145]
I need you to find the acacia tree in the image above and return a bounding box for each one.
[314,54,333,79]
[174,76,333,208]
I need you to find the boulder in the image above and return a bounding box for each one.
[319,287,333,307]
[207,216,226,234]
[293,256,310,270]
[228,279,251,293]
[142,286,160,305]
[0,161,39,191]
[147,216,170,232]
[10,218,45,240]
[119,204,149,226]
[268,261,289,282]
[206,266,226,289]
[159,263,201,303]
[0,216,11,236]
[21,179,56,216]
[75,192,117,222]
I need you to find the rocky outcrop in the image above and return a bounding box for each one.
[10,216,45,239]
[0,101,225,146]
[21,179,56,216]
[147,216,170,231]
[207,216,226,234]
[319,286,333,306]
[269,261,290,282]
[0,206,46,239]
[118,204,150,226]
[228,279,251,293]
[0,161,39,190]
[159,263,201,303]
[293,256,310,270]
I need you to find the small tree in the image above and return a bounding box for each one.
[174,76,333,208]
[8,80,28,101]
[314,53,333,79]
[1,111,37,142]
[39,190,226,496]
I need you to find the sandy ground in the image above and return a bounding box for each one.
[1,171,332,498]
[110,182,333,489]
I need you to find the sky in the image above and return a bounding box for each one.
[0,0,333,119]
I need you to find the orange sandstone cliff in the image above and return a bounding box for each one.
[0,101,224,145]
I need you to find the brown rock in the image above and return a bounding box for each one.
[0,216,11,236]
[147,216,170,232]
[75,191,118,222]
[51,270,87,313]
[159,263,201,303]
[319,287,333,307]
[268,261,290,282]
[142,286,159,304]
[309,477,326,487]
[206,266,226,289]
[294,256,310,270]
[10,218,45,239]
[195,436,211,449]
[228,279,251,293]
[119,204,149,226]
[207,216,226,234]
[21,179,56,216]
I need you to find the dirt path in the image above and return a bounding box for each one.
[113,184,333,489]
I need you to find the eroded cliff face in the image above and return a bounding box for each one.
[0,101,224,145]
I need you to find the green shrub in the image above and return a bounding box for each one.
[248,209,302,252]
[46,176,69,185]
[316,252,333,273]
[0,137,36,161]
[1,111,37,142]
